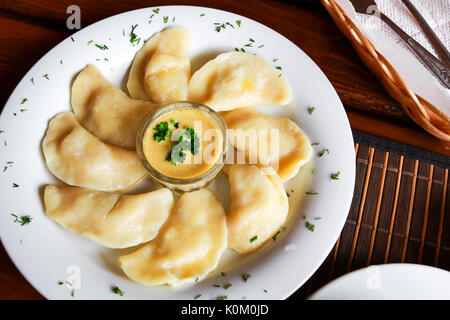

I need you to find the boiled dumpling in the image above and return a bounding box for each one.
[189,52,291,111]
[226,164,288,253]
[44,185,173,248]
[42,112,147,192]
[127,27,191,103]
[118,189,227,286]
[222,107,312,181]
[72,64,158,149]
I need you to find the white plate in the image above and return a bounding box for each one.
[0,6,355,300]
[309,264,450,300]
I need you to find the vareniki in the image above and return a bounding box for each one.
[189,52,291,111]
[127,27,191,103]
[118,189,227,286]
[45,186,173,248]
[72,64,159,150]
[42,112,147,192]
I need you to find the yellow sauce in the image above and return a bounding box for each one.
[143,108,223,179]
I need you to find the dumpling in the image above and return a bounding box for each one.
[226,164,288,253]
[127,27,191,103]
[42,112,147,192]
[222,107,312,181]
[44,185,173,248]
[188,52,291,111]
[118,189,227,286]
[71,64,158,149]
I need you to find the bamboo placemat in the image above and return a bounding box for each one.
[290,131,449,299]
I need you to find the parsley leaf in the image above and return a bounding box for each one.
[112,286,124,296]
[153,121,171,142]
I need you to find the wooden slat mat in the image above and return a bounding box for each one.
[289,138,449,299]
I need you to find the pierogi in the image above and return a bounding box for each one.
[118,189,227,286]
[72,64,159,150]
[189,52,291,111]
[127,27,191,103]
[44,185,173,248]
[222,107,312,181]
[226,164,289,253]
[42,112,147,192]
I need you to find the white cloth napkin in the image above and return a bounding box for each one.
[335,0,450,117]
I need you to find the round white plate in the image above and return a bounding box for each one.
[0,6,355,300]
[309,264,450,300]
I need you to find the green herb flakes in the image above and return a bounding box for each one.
[331,171,341,180]
[242,273,251,282]
[95,44,109,50]
[112,286,124,296]
[11,214,32,226]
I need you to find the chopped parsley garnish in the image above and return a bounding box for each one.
[308,107,315,114]
[273,58,278,62]
[213,284,220,288]
[11,214,32,226]
[258,44,264,48]
[171,119,179,128]
[0,130,4,134]
[43,74,49,80]
[95,44,109,50]
[152,8,160,14]
[305,192,318,195]
[221,271,226,277]
[166,126,200,165]
[195,277,199,282]
[311,142,319,146]
[272,230,281,241]
[236,20,242,27]
[12,183,19,188]
[153,121,171,142]
[303,215,308,220]
[3,161,13,171]
[305,221,315,232]
[242,273,251,282]
[318,149,329,157]
[71,289,75,297]
[20,109,27,113]
[311,168,317,174]
[194,294,201,299]
[21,98,28,104]
[71,36,74,42]
[315,217,322,220]
[163,16,169,23]
[224,283,232,290]
[130,24,141,46]
[217,296,227,300]
[112,286,124,296]
[87,40,93,45]
[31,78,34,85]
[331,171,341,180]
[200,13,205,17]
[58,281,64,285]
[264,289,268,293]
[275,66,282,70]
[250,235,258,243]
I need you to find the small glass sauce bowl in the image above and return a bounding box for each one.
[136,101,228,192]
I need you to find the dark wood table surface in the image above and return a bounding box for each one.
[0,0,448,300]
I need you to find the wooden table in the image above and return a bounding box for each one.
[0,0,448,300]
